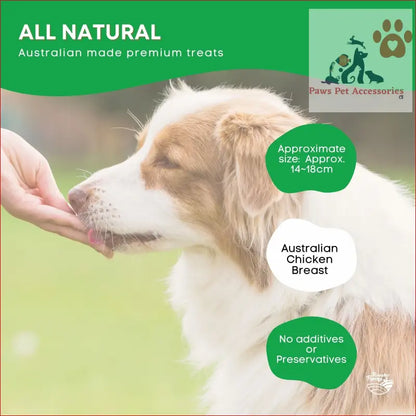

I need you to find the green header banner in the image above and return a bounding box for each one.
[1,1,414,96]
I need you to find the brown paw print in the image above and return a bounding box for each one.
[373,19,412,58]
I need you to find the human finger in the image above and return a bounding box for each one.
[36,161,73,213]
[40,222,114,259]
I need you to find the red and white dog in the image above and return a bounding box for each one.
[69,83,414,415]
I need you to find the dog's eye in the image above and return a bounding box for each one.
[154,157,180,169]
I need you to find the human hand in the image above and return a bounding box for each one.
[1,129,113,258]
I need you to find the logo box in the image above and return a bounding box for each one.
[309,9,413,112]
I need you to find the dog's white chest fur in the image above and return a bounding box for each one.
[169,249,314,414]
[167,165,414,415]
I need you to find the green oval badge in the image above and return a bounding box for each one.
[265,124,357,193]
[266,316,357,389]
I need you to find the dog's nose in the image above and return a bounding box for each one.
[68,187,88,214]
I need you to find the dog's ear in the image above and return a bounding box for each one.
[217,112,294,216]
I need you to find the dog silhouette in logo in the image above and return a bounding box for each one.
[341,48,368,84]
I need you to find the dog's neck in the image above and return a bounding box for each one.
[168,246,314,368]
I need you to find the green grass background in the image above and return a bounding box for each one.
[1,168,413,415]
[1,170,207,415]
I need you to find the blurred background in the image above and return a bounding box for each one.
[1,71,414,415]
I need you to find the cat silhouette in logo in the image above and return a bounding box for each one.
[322,62,340,84]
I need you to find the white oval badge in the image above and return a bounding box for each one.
[266,219,357,292]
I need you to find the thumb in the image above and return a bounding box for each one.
[36,161,73,213]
